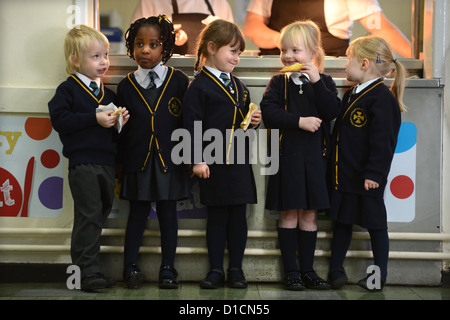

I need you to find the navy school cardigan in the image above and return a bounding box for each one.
[331,78,401,196]
[48,75,118,168]
[116,67,189,173]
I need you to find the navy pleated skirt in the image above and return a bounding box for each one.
[120,154,189,202]
[327,190,388,229]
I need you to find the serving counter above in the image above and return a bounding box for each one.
[106,55,429,88]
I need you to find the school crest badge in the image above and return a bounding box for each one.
[168,97,182,117]
[350,108,367,127]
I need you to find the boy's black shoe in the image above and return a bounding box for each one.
[81,273,107,292]
[101,274,117,288]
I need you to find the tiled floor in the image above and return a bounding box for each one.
[1,281,450,301]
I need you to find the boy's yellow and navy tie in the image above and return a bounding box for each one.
[89,81,100,95]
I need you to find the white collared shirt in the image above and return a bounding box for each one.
[354,77,382,94]
[134,63,168,89]
[288,72,310,85]
[204,66,230,85]
[75,72,100,91]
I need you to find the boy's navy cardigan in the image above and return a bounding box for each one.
[48,75,117,168]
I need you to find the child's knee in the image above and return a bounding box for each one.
[298,210,317,230]
[278,210,299,228]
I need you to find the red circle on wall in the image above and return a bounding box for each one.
[390,175,414,199]
[41,149,60,169]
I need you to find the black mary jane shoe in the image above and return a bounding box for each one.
[282,271,305,291]
[227,268,248,289]
[159,265,179,289]
[328,268,348,290]
[123,263,145,289]
[357,275,385,293]
[302,270,331,290]
[199,269,225,289]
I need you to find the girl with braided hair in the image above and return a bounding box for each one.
[117,15,190,289]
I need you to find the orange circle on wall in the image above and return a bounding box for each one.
[25,117,53,140]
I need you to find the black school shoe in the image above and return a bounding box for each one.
[227,268,248,289]
[301,270,331,290]
[123,263,145,289]
[199,269,225,289]
[328,268,348,290]
[81,273,107,292]
[101,274,117,288]
[282,271,305,291]
[159,265,179,289]
[357,275,385,292]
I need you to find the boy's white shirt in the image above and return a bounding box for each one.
[75,72,100,90]
[134,63,168,88]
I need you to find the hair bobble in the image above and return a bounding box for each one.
[158,15,169,24]
[393,58,397,63]
[376,53,382,64]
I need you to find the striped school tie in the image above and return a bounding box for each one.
[298,74,309,94]
[147,71,156,89]
[89,81,100,95]
[220,72,231,86]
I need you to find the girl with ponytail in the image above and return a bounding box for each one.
[327,35,406,292]
[183,19,261,289]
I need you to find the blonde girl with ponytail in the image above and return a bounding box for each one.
[327,35,406,292]
[346,35,408,111]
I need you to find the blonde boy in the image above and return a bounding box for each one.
[48,25,128,291]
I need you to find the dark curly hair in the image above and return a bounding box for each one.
[124,14,176,65]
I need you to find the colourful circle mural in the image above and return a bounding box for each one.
[0,116,63,217]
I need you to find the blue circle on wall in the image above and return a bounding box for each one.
[395,122,417,153]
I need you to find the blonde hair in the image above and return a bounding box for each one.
[64,25,109,74]
[194,19,246,73]
[280,20,325,72]
[348,35,407,112]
